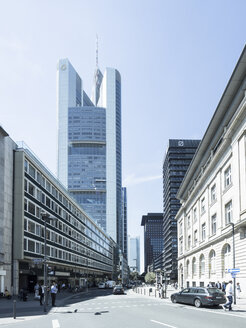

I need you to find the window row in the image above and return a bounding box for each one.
[24,198,110,256]
[183,244,232,279]
[24,238,112,271]
[24,158,108,243]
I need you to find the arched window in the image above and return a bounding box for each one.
[192,257,196,277]
[209,250,216,278]
[222,244,231,277]
[186,260,190,277]
[199,254,205,276]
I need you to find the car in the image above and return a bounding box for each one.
[170,287,226,308]
[113,285,125,295]
[98,282,106,289]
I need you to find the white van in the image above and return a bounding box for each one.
[105,280,116,288]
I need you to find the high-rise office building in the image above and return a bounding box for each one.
[163,139,200,281]
[141,213,163,273]
[128,236,140,273]
[57,59,122,247]
[122,187,128,259]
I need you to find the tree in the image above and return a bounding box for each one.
[144,272,156,284]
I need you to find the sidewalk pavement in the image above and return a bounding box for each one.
[0,289,84,325]
[132,286,246,313]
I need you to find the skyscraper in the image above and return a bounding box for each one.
[163,139,200,281]
[121,187,128,259]
[57,59,122,247]
[128,236,140,273]
[141,213,163,273]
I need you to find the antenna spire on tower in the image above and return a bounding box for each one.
[96,34,98,68]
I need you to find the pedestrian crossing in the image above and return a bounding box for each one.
[51,300,164,313]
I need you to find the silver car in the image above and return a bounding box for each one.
[171,287,226,308]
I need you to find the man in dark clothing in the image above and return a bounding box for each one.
[39,284,44,305]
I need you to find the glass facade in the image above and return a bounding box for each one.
[57,60,123,249]
[141,213,163,273]
[68,106,106,230]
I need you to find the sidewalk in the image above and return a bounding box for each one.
[132,286,246,313]
[0,289,85,325]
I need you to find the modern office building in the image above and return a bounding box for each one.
[122,187,128,259]
[12,141,115,294]
[0,127,17,294]
[128,236,140,273]
[163,140,200,281]
[57,59,123,249]
[141,213,163,273]
[176,46,246,296]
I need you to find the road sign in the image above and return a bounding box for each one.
[231,273,237,278]
[228,268,240,273]
[32,258,44,264]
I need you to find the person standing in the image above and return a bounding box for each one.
[39,283,44,305]
[236,282,241,299]
[223,280,233,311]
[216,281,221,289]
[50,282,58,306]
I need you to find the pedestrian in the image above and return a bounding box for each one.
[222,281,226,292]
[34,282,40,299]
[39,283,44,305]
[50,282,58,306]
[236,282,241,299]
[223,280,233,311]
[216,281,221,289]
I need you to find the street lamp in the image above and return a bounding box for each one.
[229,222,236,305]
[41,212,57,312]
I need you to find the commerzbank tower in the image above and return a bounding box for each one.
[56,51,123,250]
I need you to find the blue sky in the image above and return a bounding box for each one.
[1,0,246,271]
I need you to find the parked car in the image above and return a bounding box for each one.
[113,285,125,295]
[98,282,106,289]
[170,287,226,308]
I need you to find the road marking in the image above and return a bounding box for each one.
[52,319,60,328]
[151,320,177,328]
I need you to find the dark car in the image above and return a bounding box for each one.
[170,287,226,308]
[113,285,125,295]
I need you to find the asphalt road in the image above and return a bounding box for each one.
[1,289,246,328]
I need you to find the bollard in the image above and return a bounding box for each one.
[13,300,16,319]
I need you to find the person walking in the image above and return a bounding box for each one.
[223,280,233,311]
[50,282,58,306]
[236,282,241,299]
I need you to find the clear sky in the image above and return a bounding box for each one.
[1,0,246,272]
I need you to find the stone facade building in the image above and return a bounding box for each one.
[176,46,246,297]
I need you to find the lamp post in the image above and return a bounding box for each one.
[229,222,236,305]
[41,212,57,312]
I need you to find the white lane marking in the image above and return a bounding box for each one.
[52,319,60,328]
[151,320,178,328]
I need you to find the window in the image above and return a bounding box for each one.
[194,230,198,246]
[200,254,205,276]
[28,201,35,215]
[225,201,232,224]
[192,258,196,276]
[180,237,183,255]
[193,208,197,223]
[28,220,35,233]
[179,222,183,236]
[211,214,216,235]
[224,166,231,188]
[211,184,216,203]
[28,239,35,252]
[188,235,191,250]
[187,215,191,228]
[29,164,36,179]
[209,250,216,276]
[201,198,205,214]
[201,223,206,241]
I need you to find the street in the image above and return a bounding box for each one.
[1,288,246,328]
